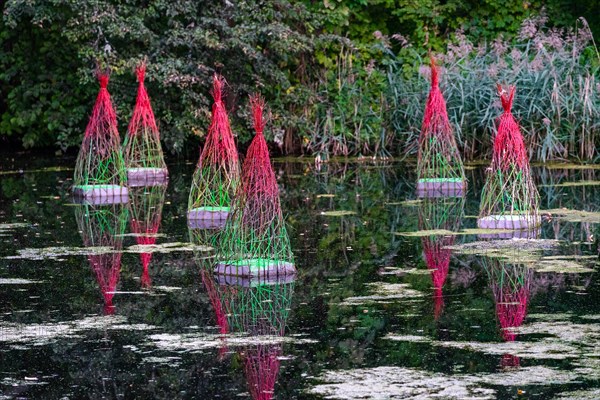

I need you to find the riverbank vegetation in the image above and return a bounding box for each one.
[1,1,599,161]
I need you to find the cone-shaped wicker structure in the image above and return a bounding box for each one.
[416,58,466,198]
[128,184,167,289]
[215,95,295,278]
[123,62,168,185]
[418,196,465,320]
[75,201,128,315]
[188,74,240,227]
[216,274,295,400]
[73,71,128,202]
[481,254,532,369]
[478,85,540,231]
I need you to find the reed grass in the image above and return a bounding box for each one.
[385,16,600,162]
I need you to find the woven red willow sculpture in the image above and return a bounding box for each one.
[73,71,128,201]
[418,197,464,320]
[129,184,167,289]
[478,85,540,231]
[416,58,466,198]
[75,202,128,315]
[123,62,168,185]
[215,94,295,278]
[188,74,240,227]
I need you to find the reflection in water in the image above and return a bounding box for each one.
[74,201,128,315]
[418,197,465,319]
[128,184,167,288]
[481,255,532,368]
[191,216,295,399]
[218,275,294,400]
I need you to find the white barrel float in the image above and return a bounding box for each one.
[416,178,466,198]
[127,167,169,187]
[216,272,296,287]
[187,206,229,230]
[215,258,296,278]
[72,184,129,204]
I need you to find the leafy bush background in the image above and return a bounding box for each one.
[1,0,599,160]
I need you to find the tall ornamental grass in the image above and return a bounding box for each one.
[386,16,600,162]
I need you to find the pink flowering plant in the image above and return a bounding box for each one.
[383,16,600,162]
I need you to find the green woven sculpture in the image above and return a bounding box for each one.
[416,58,466,198]
[73,70,127,201]
[188,74,240,227]
[478,85,540,232]
[123,62,168,185]
[215,94,295,278]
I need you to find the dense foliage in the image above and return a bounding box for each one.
[1,1,599,160]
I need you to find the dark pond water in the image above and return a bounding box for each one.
[0,155,599,399]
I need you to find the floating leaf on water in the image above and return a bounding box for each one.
[395,227,535,237]
[340,282,424,306]
[544,208,600,223]
[378,267,432,276]
[115,232,167,238]
[0,166,73,176]
[320,210,356,217]
[0,223,29,232]
[308,365,579,400]
[395,229,457,237]
[448,239,559,262]
[542,163,600,170]
[541,180,600,188]
[397,199,423,206]
[531,259,596,273]
[148,332,316,353]
[5,246,116,260]
[0,316,157,348]
[127,242,213,254]
[0,278,42,285]
[554,389,600,399]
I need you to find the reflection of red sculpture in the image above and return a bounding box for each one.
[199,269,232,360]
[88,253,122,315]
[418,197,464,320]
[244,344,282,400]
[485,260,532,368]
[215,275,294,400]
[75,203,128,315]
[200,270,230,335]
[423,236,453,320]
[494,285,530,342]
[129,184,167,289]
[131,220,157,289]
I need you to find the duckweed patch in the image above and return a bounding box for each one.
[339,282,424,306]
[308,365,578,400]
